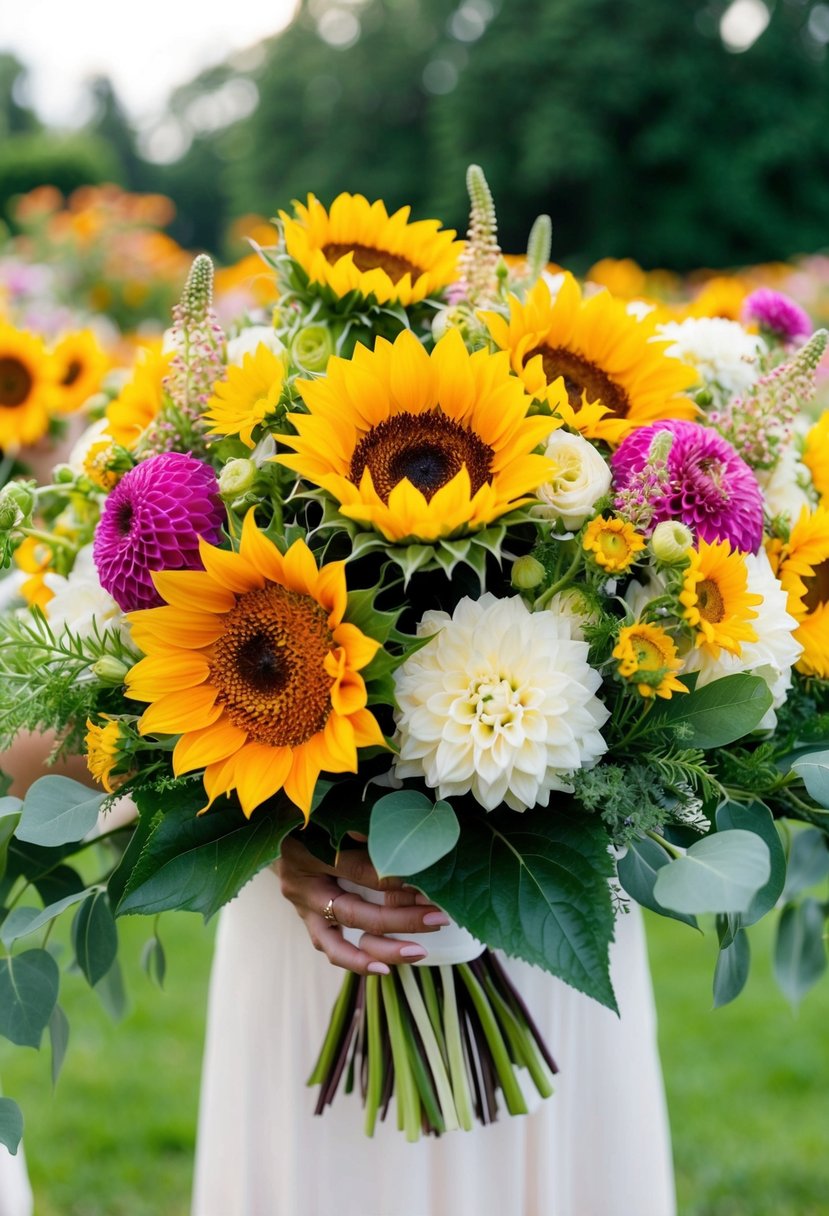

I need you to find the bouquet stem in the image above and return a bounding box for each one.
[309,951,557,1139]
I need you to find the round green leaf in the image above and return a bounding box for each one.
[653,829,771,915]
[792,749,829,810]
[0,948,60,1047]
[654,673,773,749]
[368,791,460,879]
[72,891,118,988]
[773,898,828,1007]
[16,776,104,847]
[0,1098,23,1155]
[715,802,785,925]
[713,926,751,1008]
[616,837,698,928]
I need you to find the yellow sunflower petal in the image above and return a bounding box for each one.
[150,570,236,615]
[136,685,222,734]
[125,652,211,700]
[172,718,249,775]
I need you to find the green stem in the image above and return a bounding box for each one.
[440,965,474,1131]
[307,970,358,1086]
[381,971,421,1141]
[479,968,554,1099]
[533,548,583,610]
[18,527,75,552]
[363,974,384,1137]
[646,829,683,860]
[418,965,448,1067]
[458,962,528,1116]
[398,965,458,1132]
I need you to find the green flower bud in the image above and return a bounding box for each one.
[219,458,257,500]
[92,656,130,685]
[0,481,36,529]
[290,324,335,374]
[53,463,76,484]
[511,554,546,590]
[650,520,694,564]
[0,503,18,531]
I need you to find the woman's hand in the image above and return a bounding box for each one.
[274,835,449,976]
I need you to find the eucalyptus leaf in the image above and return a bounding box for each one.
[773,899,827,1007]
[0,1098,23,1155]
[369,792,459,879]
[16,776,105,847]
[0,798,21,882]
[651,674,773,749]
[95,956,127,1021]
[1,889,90,949]
[715,802,785,925]
[792,750,829,809]
[49,1005,70,1088]
[141,936,166,989]
[72,891,118,987]
[713,927,751,1007]
[412,806,617,1010]
[653,830,771,915]
[616,837,698,928]
[0,949,60,1047]
[782,829,829,902]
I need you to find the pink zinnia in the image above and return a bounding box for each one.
[743,289,812,345]
[612,420,764,553]
[94,452,224,611]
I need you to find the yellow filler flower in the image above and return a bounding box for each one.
[771,505,829,678]
[0,324,59,449]
[582,517,646,573]
[205,344,285,448]
[680,538,761,660]
[613,622,688,699]
[280,192,463,307]
[85,716,126,793]
[280,327,557,544]
[483,275,698,445]
[125,511,385,818]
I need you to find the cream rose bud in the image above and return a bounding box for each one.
[226,326,284,366]
[534,430,611,529]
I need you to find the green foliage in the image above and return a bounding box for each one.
[0,131,119,224]
[572,757,712,847]
[0,949,59,1048]
[367,790,459,878]
[16,776,105,847]
[653,830,771,916]
[773,899,827,1008]
[647,673,773,750]
[617,836,698,929]
[0,1097,23,1155]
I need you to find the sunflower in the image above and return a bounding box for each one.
[280,193,463,307]
[770,505,829,677]
[204,344,285,447]
[0,324,59,449]
[804,413,829,506]
[582,517,646,573]
[51,330,109,413]
[483,276,698,445]
[105,344,172,448]
[679,538,761,660]
[613,622,687,699]
[279,327,557,544]
[125,511,386,818]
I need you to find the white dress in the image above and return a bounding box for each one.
[192,869,675,1216]
[0,1145,32,1216]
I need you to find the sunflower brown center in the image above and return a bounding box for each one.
[322,242,422,284]
[210,584,333,747]
[696,578,725,623]
[62,359,83,387]
[526,345,631,419]
[802,559,829,615]
[349,411,494,503]
[0,357,33,408]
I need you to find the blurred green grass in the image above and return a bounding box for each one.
[1,910,827,1215]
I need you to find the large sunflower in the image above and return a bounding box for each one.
[279,327,557,543]
[0,324,59,449]
[770,505,829,677]
[51,330,109,413]
[679,538,761,660]
[105,344,173,448]
[125,511,385,818]
[804,413,829,507]
[483,276,698,445]
[280,193,463,307]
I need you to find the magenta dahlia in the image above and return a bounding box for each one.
[612,420,764,553]
[93,452,224,611]
[742,289,812,345]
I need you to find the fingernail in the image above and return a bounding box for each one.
[367,962,390,975]
[422,911,450,926]
[399,944,428,959]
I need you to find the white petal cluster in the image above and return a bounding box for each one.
[226,326,285,365]
[756,445,814,525]
[394,594,609,812]
[682,549,802,730]
[44,546,125,641]
[658,317,765,401]
[534,430,611,529]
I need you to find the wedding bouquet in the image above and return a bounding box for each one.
[1,167,828,1152]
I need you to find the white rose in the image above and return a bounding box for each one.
[534,430,611,529]
[756,446,814,525]
[226,326,284,365]
[44,546,125,641]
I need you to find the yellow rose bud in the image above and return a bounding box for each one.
[650,520,694,564]
[219,458,257,499]
[511,555,546,590]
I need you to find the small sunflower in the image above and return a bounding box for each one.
[105,344,173,449]
[14,535,54,609]
[85,716,129,793]
[582,516,646,573]
[770,505,829,677]
[685,276,748,322]
[613,622,687,699]
[804,413,829,507]
[204,344,285,447]
[280,193,463,307]
[279,327,557,544]
[483,276,698,445]
[125,511,386,818]
[51,330,109,413]
[679,538,761,660]
[0,324,59,449]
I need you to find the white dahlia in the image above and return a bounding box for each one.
[394,594,609,812]
[657,317,765,402]
[682,549,802,729]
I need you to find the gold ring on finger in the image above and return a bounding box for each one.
[321,897,339,924]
